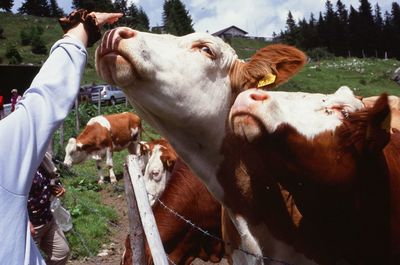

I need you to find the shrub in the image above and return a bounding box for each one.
[31,35,47,54]
[20,28,32,45]
[0,26,5,39]
[307,47,335,61]
[5,43,23,64]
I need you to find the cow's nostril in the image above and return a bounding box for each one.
[118,28,136,39]
[250,92,269,101]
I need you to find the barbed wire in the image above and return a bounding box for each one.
[156,197,294,265]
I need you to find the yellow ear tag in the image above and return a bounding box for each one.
[257,73,276,88]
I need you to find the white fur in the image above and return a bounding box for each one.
[88,115,111,131]
[230,86,365,141]
[143,144,170,206]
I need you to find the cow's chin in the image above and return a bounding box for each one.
[96,53,137,87]
[230,114,263,143]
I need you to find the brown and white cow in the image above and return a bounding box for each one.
[63,112,141,184]
[139,138,178,206]
[229,88,400,264]
[95,28,311,264]
[122,148,224,265]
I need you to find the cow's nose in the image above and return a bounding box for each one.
[114,27,136,39]
[249,90,269,102]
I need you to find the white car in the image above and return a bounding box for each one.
[90,84,126,105]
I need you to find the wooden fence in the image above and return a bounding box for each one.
[123,154,169,265]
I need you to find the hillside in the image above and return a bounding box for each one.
[1,12,399,97]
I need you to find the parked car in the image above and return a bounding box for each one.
[90,84,126,105]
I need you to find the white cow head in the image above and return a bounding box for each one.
[63,137,88,167]
[141,139,177,206]
[95,28,306,197]
[229,86,365,142]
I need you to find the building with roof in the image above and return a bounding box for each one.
[212,26,248,39]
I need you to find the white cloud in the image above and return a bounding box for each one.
[11,0,393,38]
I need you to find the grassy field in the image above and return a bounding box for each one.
[1,12,400,260]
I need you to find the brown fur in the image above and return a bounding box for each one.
[77,112,141,154]
[229,44,307,92]
[219,94,400,264]
[146,159,223,265]
[122,159,223,265]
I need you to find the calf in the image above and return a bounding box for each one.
[229,88,400,264]
[63,112,141,184]
[122,153,223,264]
[140,138,178,206]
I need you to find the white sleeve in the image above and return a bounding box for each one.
[0,36,88,195]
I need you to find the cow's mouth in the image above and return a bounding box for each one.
[96,50,139,87]
[230,112,263,142]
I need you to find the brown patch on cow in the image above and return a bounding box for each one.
[229,44,307,92]
[77,112,141,153]
[150,138,178,172]
[217,93,400,264]
[145,159,223,265]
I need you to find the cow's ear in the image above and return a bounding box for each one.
[240,44,307,89]
[340,93,391,153]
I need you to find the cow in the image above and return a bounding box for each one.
[95,27,311,265]
[122,142,224,265]
[63,112,141,184]
[228,87,400,264]
[140,138,178,206]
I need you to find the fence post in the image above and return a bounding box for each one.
[59,122,64,148]
[125,155,168,265]
[75,98,80,134]
[123,159,146,265]
[98,96,101,115]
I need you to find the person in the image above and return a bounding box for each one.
[10,88,22,112]
[28,153,69,265]
[0,10,122,265]
[0,93,4,119]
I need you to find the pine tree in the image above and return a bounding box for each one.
[49,0,64,17]
[390,2,400,58]
[358,0,375,56]
[18,0,51,16]
[137,7,150,31]
[114,0,128,14]
[162,0,194,36]
[72,0,113,12]
[335,0,349,56]
[0,0,14,12]
[284,11,299,45]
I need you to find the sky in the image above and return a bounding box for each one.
[12,0,394,38]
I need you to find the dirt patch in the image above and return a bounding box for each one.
[68,182,228,265]
[68,185,129,265]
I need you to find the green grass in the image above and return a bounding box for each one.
[279,57,400,97]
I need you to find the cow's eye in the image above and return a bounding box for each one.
[199,45,215,58]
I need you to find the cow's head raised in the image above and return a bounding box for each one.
[95,28,306,159]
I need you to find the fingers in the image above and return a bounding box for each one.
[91,12,123,27]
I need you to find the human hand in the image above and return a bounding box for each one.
[29,222,37,236]
[60,10,123,47]
[51,185,66,197]
[90,12,123,27]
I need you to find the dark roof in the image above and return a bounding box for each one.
[212,26,248,36]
